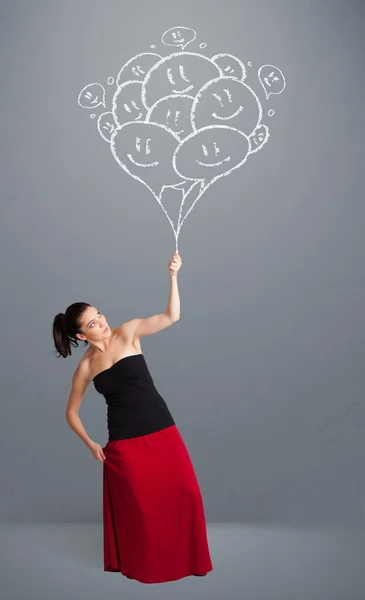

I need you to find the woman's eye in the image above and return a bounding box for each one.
[90,312,101,327]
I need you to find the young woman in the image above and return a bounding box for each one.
[52,250,213,584]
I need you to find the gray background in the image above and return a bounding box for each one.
[1,0,364,531]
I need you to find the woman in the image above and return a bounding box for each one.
[52,250,213,584]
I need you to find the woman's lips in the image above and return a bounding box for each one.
[104,326,109,332]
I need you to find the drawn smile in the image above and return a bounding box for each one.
[127,154,159,167]
[212,106,243,120]
[196,156,231,167]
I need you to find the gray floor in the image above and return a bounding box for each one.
[1,523,364,599]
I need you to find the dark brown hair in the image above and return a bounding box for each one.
[52,302,91,358]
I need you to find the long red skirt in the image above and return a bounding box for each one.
[102,424,213,583]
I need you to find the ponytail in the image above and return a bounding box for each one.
[52,302,91,358]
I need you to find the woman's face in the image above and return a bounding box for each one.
[76,307,110,341]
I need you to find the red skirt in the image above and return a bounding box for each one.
[102,424,213,583]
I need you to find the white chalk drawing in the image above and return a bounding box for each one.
[145,94,195,140]
[162,27,196,50]
[97,111,117,142]
[248,124,270,154]
[77,26,286,250]
[258,65,286,99]
[78,83,106,109]
[116,53,162,87]
[200,43,207,49]
[112,81,146,127]
[211,54,246,81]
[141,52,223,110]
[190,76,262,133]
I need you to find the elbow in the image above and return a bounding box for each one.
[65,410,78,423]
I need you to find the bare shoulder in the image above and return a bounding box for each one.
[66,355,92,414]
[73,343,96,382]
[119,319,138,340]
[74,353,93,384]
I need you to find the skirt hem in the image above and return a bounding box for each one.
[103,565,213,584]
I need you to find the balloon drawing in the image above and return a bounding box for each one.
[77,26,286,250]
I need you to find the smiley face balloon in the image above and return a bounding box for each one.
[112,81,147,127]
[97,111,118,143]
[146,94,195,140]
[116,52,162,87]
[210,53,246,81]
[173,125,250,189]
[110,121,184,201]
[191,76,261,137]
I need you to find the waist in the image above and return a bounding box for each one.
[108,414,175,441]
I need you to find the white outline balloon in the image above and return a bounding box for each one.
[161,26,196,50]
[78,83,106,109]
[172,125,251,233]
[190,75,263,136]
[116,52,162,88]
[258,64,286,99]
[211,53,247,81]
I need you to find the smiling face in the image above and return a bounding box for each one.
[211,53,246,81]
[127,134,160,168]
[111,121,183,199]
[97,112,117,142]
[78,83,105,109]
[173,125,250,184]
[191,76,261,137]
[112,81,146,127]
[142,53,222,110]
[161,26,196,50]
[146,94,194,140]
[248,124,270,155]
[116,52,161,87]
[171,29,185,45]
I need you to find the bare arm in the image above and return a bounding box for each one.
[65,361,93,448]
[125,272,181,339]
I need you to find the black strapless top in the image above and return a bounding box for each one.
[93,353,175,441]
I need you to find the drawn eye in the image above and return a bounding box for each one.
[224,88,232,102]
[212,93,224,107]
[179,65,190,82]
[167,68,176,85]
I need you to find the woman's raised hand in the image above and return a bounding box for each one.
[168,250,182,276]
